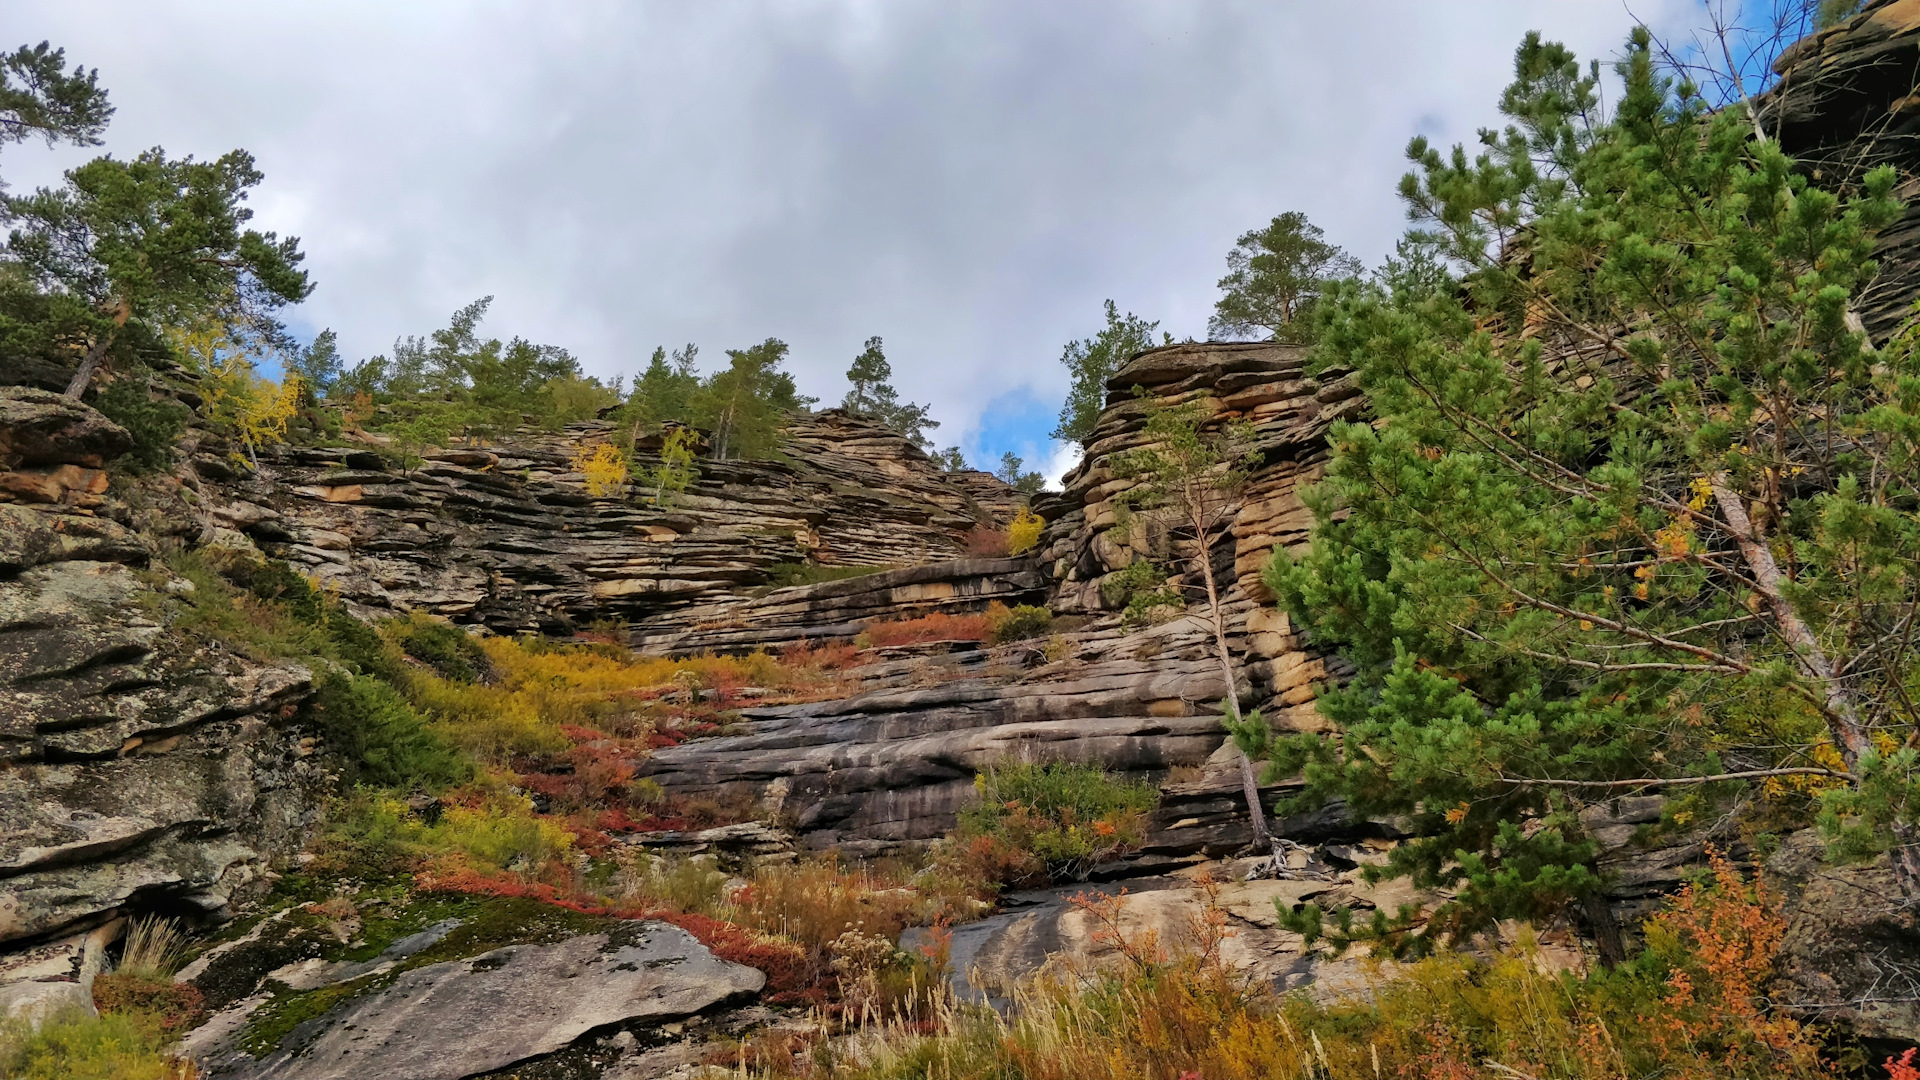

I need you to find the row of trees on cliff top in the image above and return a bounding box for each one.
[0,44,968,474]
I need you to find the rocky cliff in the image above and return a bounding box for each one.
[7,5,1920,1070]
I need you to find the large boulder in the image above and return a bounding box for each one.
[0,386,131,469]
[192,923,764,1080]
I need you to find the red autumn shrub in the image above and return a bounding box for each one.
[965,526,1011,557]
[92,973,206,1032]
[861,611,991,647]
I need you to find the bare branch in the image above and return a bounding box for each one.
[1498,766,1853,789]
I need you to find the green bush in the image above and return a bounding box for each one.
[0,1008,187,1080]
[384,613,491,683]
[158,549,332,661]
[988,603,1053,644]
[958,762,1157,880]
[309,672,471,791]
[92,368,189,474]
[1101,561,1183,626]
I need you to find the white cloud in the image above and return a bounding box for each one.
[1043,442,1085,491]
[7,1,1698,457]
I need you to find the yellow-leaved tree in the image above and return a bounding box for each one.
[1006,507,1045,555]
[170,325,302,467]
[572,442,628,498]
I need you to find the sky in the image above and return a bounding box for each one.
[7,1,1706,484]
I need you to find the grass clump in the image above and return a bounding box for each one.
[954,761,1156,884]
[116,916,189,980]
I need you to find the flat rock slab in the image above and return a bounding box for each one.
[201,923,763,1080]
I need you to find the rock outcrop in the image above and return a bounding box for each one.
[213,409,1018,634]
[0,428,323,954]
[1765,0,1920,340]
[188,921,763,1080]
[638,341,1352,851]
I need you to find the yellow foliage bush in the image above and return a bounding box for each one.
[1006,507,1045,555]
[397,633,830,764]
[571,441,629,497]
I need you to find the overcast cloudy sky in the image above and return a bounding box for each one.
[9,1,1700,481]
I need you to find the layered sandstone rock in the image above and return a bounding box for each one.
[0,433,323,953]
[207,409,1017,634]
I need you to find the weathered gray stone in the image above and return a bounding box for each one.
[0,520,320,948]
[0,979,95,1025]
[0,386,131,468]
[194,924,764,1080]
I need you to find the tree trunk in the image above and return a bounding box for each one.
[62,301,131,399]
[63,334,115,398]
[1712,478,1920,898]
[1580,890,1626,969]
[1193,507,1273,854]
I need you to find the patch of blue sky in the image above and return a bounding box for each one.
[963,384,1069,487]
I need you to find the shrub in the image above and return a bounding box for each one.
[780,640,863,671]
[986,603,1052,644]
[1006,507,1045,556]
[957,762,1156,882]
[92,974,205,1034]
[571,441,628,497]
[0,1009,194,1080]
[156,549,332,661]
[92,367,189,474]
[860,611,991,648]
[309,673,471,790]
[1101,560,1184,625]
[324,784,574,882]
[383,613,491,683]
[964,525,1010,557]
[767,562,892,588]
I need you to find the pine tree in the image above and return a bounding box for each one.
[931,446,969,472]
[3,148,312,398]
[994,451,1045,494]
[289,329,342,398]
[1266,28,1920,950]
[333,299,614,445]
[1052,300,1163,448]
[626,344,701,431]
[0,41,112,157]
[840,335,940,450]
[1207,212,1360,343]
[696,338,814,460]
[1110,397,1270,854]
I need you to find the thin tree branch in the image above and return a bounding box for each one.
[1497,766,1853,789]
